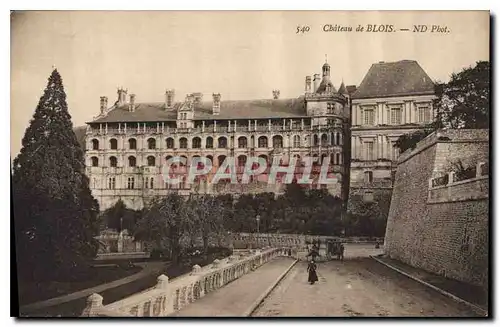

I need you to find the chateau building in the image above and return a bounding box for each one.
[84,60,351,211]
[348,60,436,213]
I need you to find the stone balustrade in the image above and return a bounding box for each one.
[81,247,289,317]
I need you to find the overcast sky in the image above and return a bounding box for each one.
[10,11,489,157]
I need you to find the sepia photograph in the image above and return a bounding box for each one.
[10,10,490,318]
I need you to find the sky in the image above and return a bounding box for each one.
[10,10,489,157]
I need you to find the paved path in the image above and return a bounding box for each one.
[171,257,296,317]
[252,258,479,317]
[20,261,166,313]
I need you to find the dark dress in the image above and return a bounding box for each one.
[307,262,318,284]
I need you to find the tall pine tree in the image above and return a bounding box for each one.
[13,69,99,280]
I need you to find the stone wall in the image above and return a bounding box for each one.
[385,129,489,289]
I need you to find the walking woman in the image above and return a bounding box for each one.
[307,260,318,285]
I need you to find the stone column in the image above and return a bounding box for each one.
[351,136,356,159]
[352,105,357,126]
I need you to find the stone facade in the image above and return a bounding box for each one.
[384,129,489,289]
[348,60,437,218]
[84,60,351,211]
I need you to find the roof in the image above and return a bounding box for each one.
[89,98,307,123]
[315,79,337,94]
[338,81,347,95]
[352,60,435,99]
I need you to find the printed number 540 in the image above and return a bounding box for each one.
[296,25,310,34]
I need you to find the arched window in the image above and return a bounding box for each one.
[272,135,283,148]
[128,138,137,150]
[335,132,340,146]
[331,132,335,145]
[293,135,301,148]
[314,134,319,146]
[150,177,154,189]
[192,137,202,149]
[238,136,247,148]
[166,138,174,149]
[206,137,214,149]
[321,154,328,165]
[258,136,268,148]
[218,137,227,148]
[237,155,247,167]
[206,155,214,166]
[128,156,136,167]
[109,156,117,167]
[217,155,227,167]
[147,156,156,167]
[91,139,99,150]
[258,155,268,166]
[179,138,188,149]
[336,153,341,165]
[147,138,156,150]
[91,156,99,167]
[109,138,118,150]
[364,171,373,184]
[321,134,328,146]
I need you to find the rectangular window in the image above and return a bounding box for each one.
[127,177,135,189]
[390,108,402,125]
[418,106,431,123]
[365,142,374,161]
[364,109,374,125]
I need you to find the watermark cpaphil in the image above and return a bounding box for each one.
[162,156,340,185]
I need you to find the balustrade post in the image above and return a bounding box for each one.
[156,274,169,289]
[81,293,103,317]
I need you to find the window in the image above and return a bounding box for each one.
[127,177,135,189]
[272,135,283,148]
[217,155,226,167]
[109,156,117,167]
[327,103,334,114]
[293,135,300,147]
[147,156,156,167]
[238,137,247,148]
[364,171,373,184]
[335,132,341,145]
[166,138,174,149]
[129,138,137,150]
[206,137,214,148]
[109,138,118,150]
[91,156,99,167]
[320,134,328,146]
[192,137,202,149]
[390,108,402,125]
[335,153,341,165]
[418,106,431,123]
[237,155,246,167]
[365,142,374,161]
[218,137,227,148]
[128,156,136,167]
[258,136,268,148]
[179,138,188,149]
[144,177,154,189]
[92,139,99,150]
[147,138,156,150]
[150,177,154,189]
[314,134,319,146]
[108,177,116,189]
[364,109,374,125]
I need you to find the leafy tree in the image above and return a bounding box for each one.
[12,69,100,280]
[393,126,435,153]
[435,61,490,129]
[134,193,188,263]
[102,199,141,233]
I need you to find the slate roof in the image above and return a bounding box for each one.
[89,98,308,124]
[352,60,435,99]
[315,79,337,94]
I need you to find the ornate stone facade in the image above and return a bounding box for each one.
[84,60,351,211]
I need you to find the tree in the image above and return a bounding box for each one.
[102,199,141,233]
[394,61,490,153]
[134,193,188,263]
[435,61,489,129]
[12,69,100,280]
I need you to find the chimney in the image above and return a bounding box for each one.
[272,90,280,99]
[305,76,312,93]
[129,94,136,112]
[165,89,175,109]
[100,96,108,114]
[313,74,321,92]
[192,92,203,106]
[117,87,127,106]
[212,93,221,115]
